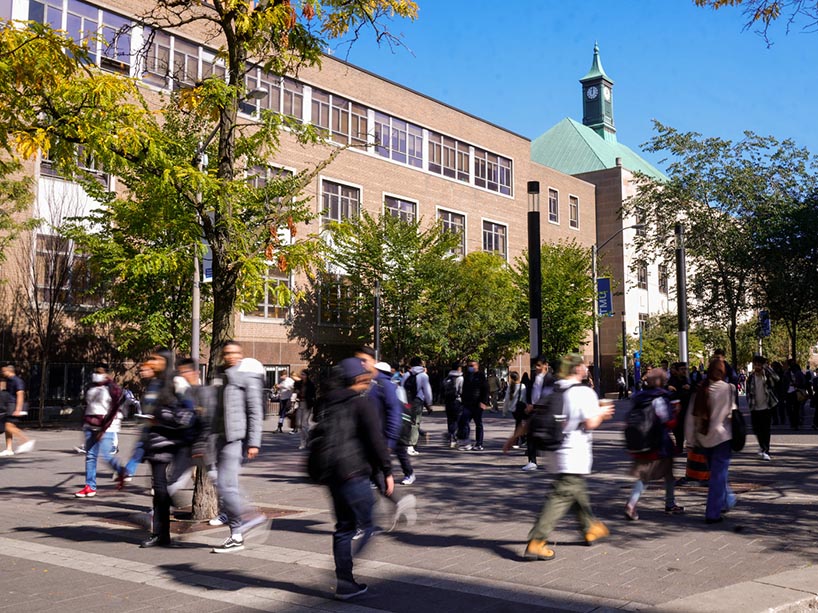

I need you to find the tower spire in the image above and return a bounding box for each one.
[579,43,616,142]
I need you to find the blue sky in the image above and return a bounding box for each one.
[334,0,818,172]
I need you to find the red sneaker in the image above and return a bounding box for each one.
[75,485,97,498]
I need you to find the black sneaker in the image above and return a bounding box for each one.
[212,535,245,553]
[335,580,368,600]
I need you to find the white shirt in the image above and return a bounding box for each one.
[553,382,602,475]
[84,383,123,433]
[278,376,295,400]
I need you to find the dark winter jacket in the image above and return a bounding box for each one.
[368,371,403,450]
[320,386,392,482]
[142,379,199,463]
[461,369,489,409]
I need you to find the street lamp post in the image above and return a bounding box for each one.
[591,223,644,396]
[374,278,381,361]
[621,314,628,388]
[675,223,688,365]
[527,181,542,374]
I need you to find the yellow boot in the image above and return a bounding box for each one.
[584,521,609,545]
[524,539,555,560]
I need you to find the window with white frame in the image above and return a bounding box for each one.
[638,312,648,336]
[311,88,331,134]
[569,195,579,229]
[318,273,357,327]
[282,78,303,120]
[257,69,280,113]
[428,132,469,182]
[482,220,507,260]
[658,264,669,294]
[637,263,648,289]
[374,112,422,168]
[548,188,559,223]
[172,37,199,88]
[100,9,130,74]
[247,266,290,320]
[322,180,360,224]
[34,233,98,307]
[384,195,416,223]
[474,149,512,195]
[143,29,171,87]
[310,89,367,145]
[437,208,466,257]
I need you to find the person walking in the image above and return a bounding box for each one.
[209,341,266,553]
[275,369,295,433]
[1,363,34,456]
[442,362,463,448]
[401,357,433,457]
[294,369,316,450]
[75,363,128,498]
[504,371,527,450]
[139,349,200,548]
[318,357,394,600]
[457,359,489,451]
[520,356,555,470]
[685,358,737,524]
[624,368,684,520]
[523,354,615,561]
[747,355,778,461]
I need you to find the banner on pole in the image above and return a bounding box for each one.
[596,277,613,317]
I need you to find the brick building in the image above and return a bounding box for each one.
[1,0,598,396]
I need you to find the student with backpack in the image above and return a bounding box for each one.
[442,362,463,448]
[307,357,393,600]
[623,368,684,521]
[521,354,614,561]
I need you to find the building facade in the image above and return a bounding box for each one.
[531,44,673,391]
[1,0,598,393]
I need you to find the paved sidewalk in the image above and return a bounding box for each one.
[1,399,817,612]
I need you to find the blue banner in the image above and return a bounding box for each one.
[596,277,613,316]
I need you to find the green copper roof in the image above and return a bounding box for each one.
[580,42,612,83]
[531,118,666,181]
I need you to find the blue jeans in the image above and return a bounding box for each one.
[329,476,374,583]
[84,430,117,490]
[703,440,734,520]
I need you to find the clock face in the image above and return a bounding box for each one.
[603,86,611,101]
[586,86,599,100]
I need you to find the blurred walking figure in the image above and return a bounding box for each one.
[442,362,463,448]
[75,363,128,498]
[294,369,317,450]
[457,359,489,451]
[523,355,614,561]
[685,358,736,524]
[1,363,34,456]
[139,349,200,548]
[747,355,778,461]
[505,371,527,450]
[275,369,295,433]
[624,368,684,520]
[317,358,394,600]
[210,341,265,553]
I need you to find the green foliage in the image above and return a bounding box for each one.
[624,121,817,366]
[511,240,595,360]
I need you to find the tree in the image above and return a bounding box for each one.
[622,122,809,367]
[693,0,818,43]
[124,0,420,367]
[752,191,818,358]
[298,209,460,365]
[510,240,596,360]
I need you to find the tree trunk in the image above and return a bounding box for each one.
[191,462,219,521]
[208,254,239,371]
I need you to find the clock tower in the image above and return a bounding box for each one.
[580,43,616,142]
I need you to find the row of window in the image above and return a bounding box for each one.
[24,0,515,197]
[636,263,668,294]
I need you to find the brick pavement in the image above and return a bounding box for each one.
[1,398,817,612]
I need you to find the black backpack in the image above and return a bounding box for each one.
[442,375,459,405]
[306,403,353,484]
[624,395,665,453]
[403,372,418,404]
[528,384,574,451]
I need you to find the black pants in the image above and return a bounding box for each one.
[149,459,172,542]
[750,409,772,453]
[395,443,414,478]
[444,401,461,440]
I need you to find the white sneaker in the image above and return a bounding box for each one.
[458,444,474,451]
[391,494,417,530]
[407,446,420,456]
[400,474,416,485]
[209,512,228,526]
[16,440,35,454]
[760,452,771,461]
[0,449,14,457]
[521,462,538,471]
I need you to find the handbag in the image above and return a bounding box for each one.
[795,388,808,404]
[730,409,746,452]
